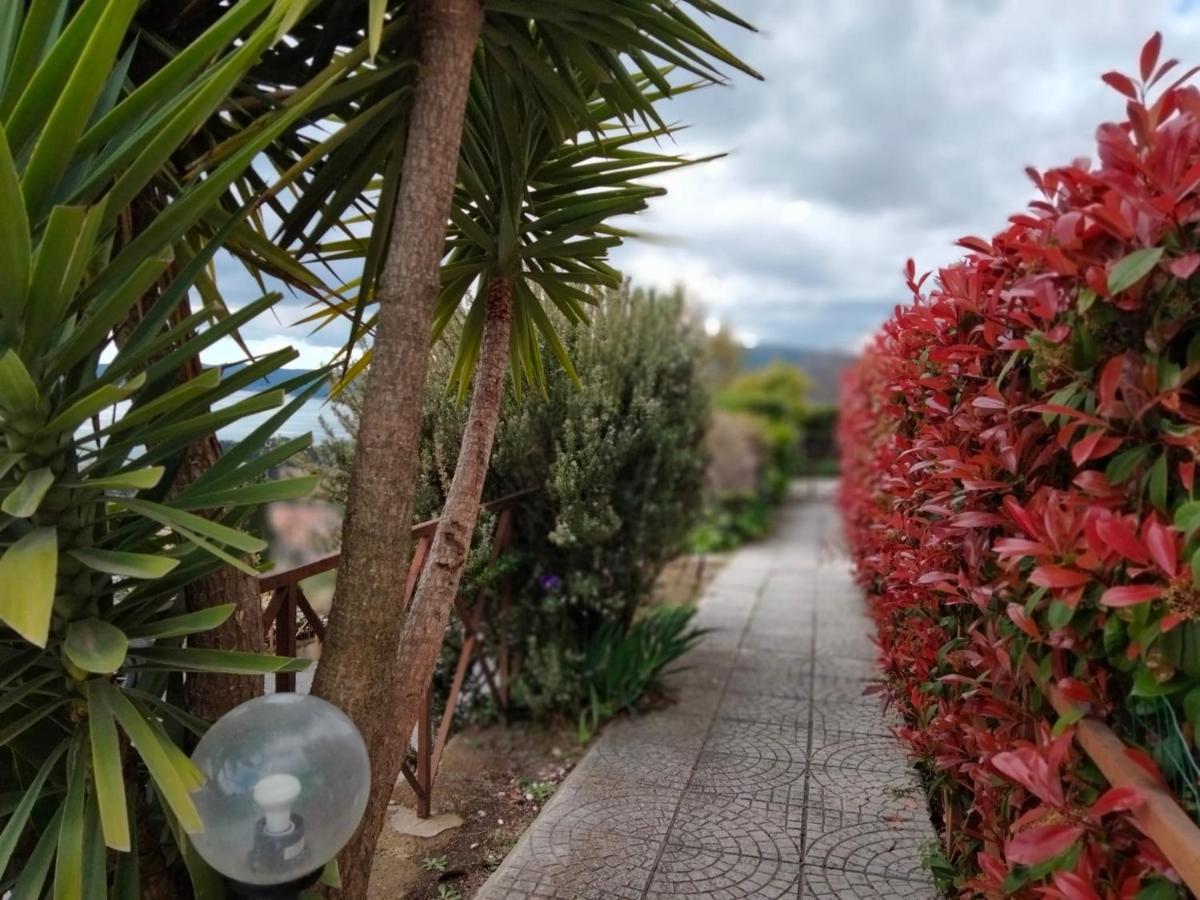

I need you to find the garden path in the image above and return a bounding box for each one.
[476,481,939,899]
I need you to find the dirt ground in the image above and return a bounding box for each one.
[368,722,583,900]
[365,553,727,899]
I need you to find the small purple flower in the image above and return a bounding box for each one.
[539,573,563,593]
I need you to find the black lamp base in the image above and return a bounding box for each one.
[226,867,323,900]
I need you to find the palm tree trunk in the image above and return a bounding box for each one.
[350,275,512,888]
[311,0,483,894]
[177,431,267,721]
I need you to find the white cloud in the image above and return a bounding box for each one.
[610,0,1200,351]
[197,2,1200,358]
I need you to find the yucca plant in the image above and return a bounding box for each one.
[0,0,336,894]
[230,5,760,891]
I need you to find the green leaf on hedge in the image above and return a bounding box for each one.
[119,498,266,553]
[1183,686,1200,729]
[97,680,203,833]
[64,618,129,674]
[1175,501,1200,536]
[0,349,40,414]
[0,741,66,876]
[1103,616,1126,654]
[1106,445,1151,484]
[1047,600,1074,629]
[1131,664,1181,697]
[1108,246,1163,294]
[69,466,164,491]
[1137,879,1182,900]
[0,526,57,646]
[1148,452,1168,511]
[1051,707,1084,737]
[85,679,130,851]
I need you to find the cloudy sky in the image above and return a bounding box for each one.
[208,0,1200,368]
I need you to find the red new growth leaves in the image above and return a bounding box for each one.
[839,32,1199,898]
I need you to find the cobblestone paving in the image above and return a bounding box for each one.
[477,483,938,899]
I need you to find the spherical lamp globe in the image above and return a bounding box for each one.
[189,693,370,893]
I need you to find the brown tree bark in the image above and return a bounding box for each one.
[353,276,512,891]
[310,1,483,895]
[176,431,267,722]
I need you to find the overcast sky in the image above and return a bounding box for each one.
[207,0,1200,368]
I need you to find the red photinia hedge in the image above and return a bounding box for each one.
[840,34,1200,898]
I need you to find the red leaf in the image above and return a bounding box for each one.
[1144,519,1178,575]
[1124,747,1169,789]
[957,235,994,255]
[1030,565,1092,588]
[972,396,1006,410]
[1071,428,1110,466]
[1006,824,1084,866]
[1007,602,1042,640]
[950,512,1008,528]
[1141,33,1162,82]
[1051,871,1102,900]
[1162,611,1186,632]
[1101,584,1162,606]
[1102,71,1139,99]
[1089,785,1144,817]
[1004,495,1041,537]
[1098,355,1125,411]
[1167,253,1200,279]
[1095,516,1149,565]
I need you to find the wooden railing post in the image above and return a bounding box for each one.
[276,583,297,693]
[416,689,433,818]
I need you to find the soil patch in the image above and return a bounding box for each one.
[368,722,582,899]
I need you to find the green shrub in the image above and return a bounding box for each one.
[717,361,811,495]
[319,286,709,720]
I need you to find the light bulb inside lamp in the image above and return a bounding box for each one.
[254,773,302,836]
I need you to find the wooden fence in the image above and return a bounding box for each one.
[257,491,530,817]
[1020,657,1200,894]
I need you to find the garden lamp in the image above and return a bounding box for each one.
[190,693,371,898]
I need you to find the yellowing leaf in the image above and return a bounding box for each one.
[0,527,57,646]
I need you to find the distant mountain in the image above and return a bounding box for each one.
[742,344,856,405]
[219,365,332,398]
[220,349,855,406]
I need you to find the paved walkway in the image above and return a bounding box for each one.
[477,484,938,899]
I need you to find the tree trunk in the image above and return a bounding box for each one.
[311,1,483,895]
[177,431,267,721]
[351,276,512,891]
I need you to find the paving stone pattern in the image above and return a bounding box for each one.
[477,483,938,899]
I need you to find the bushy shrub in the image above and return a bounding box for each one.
[320,286,709,719]
[718,361,810,499]
[840,37,1200,896]
[688,362,812,552]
